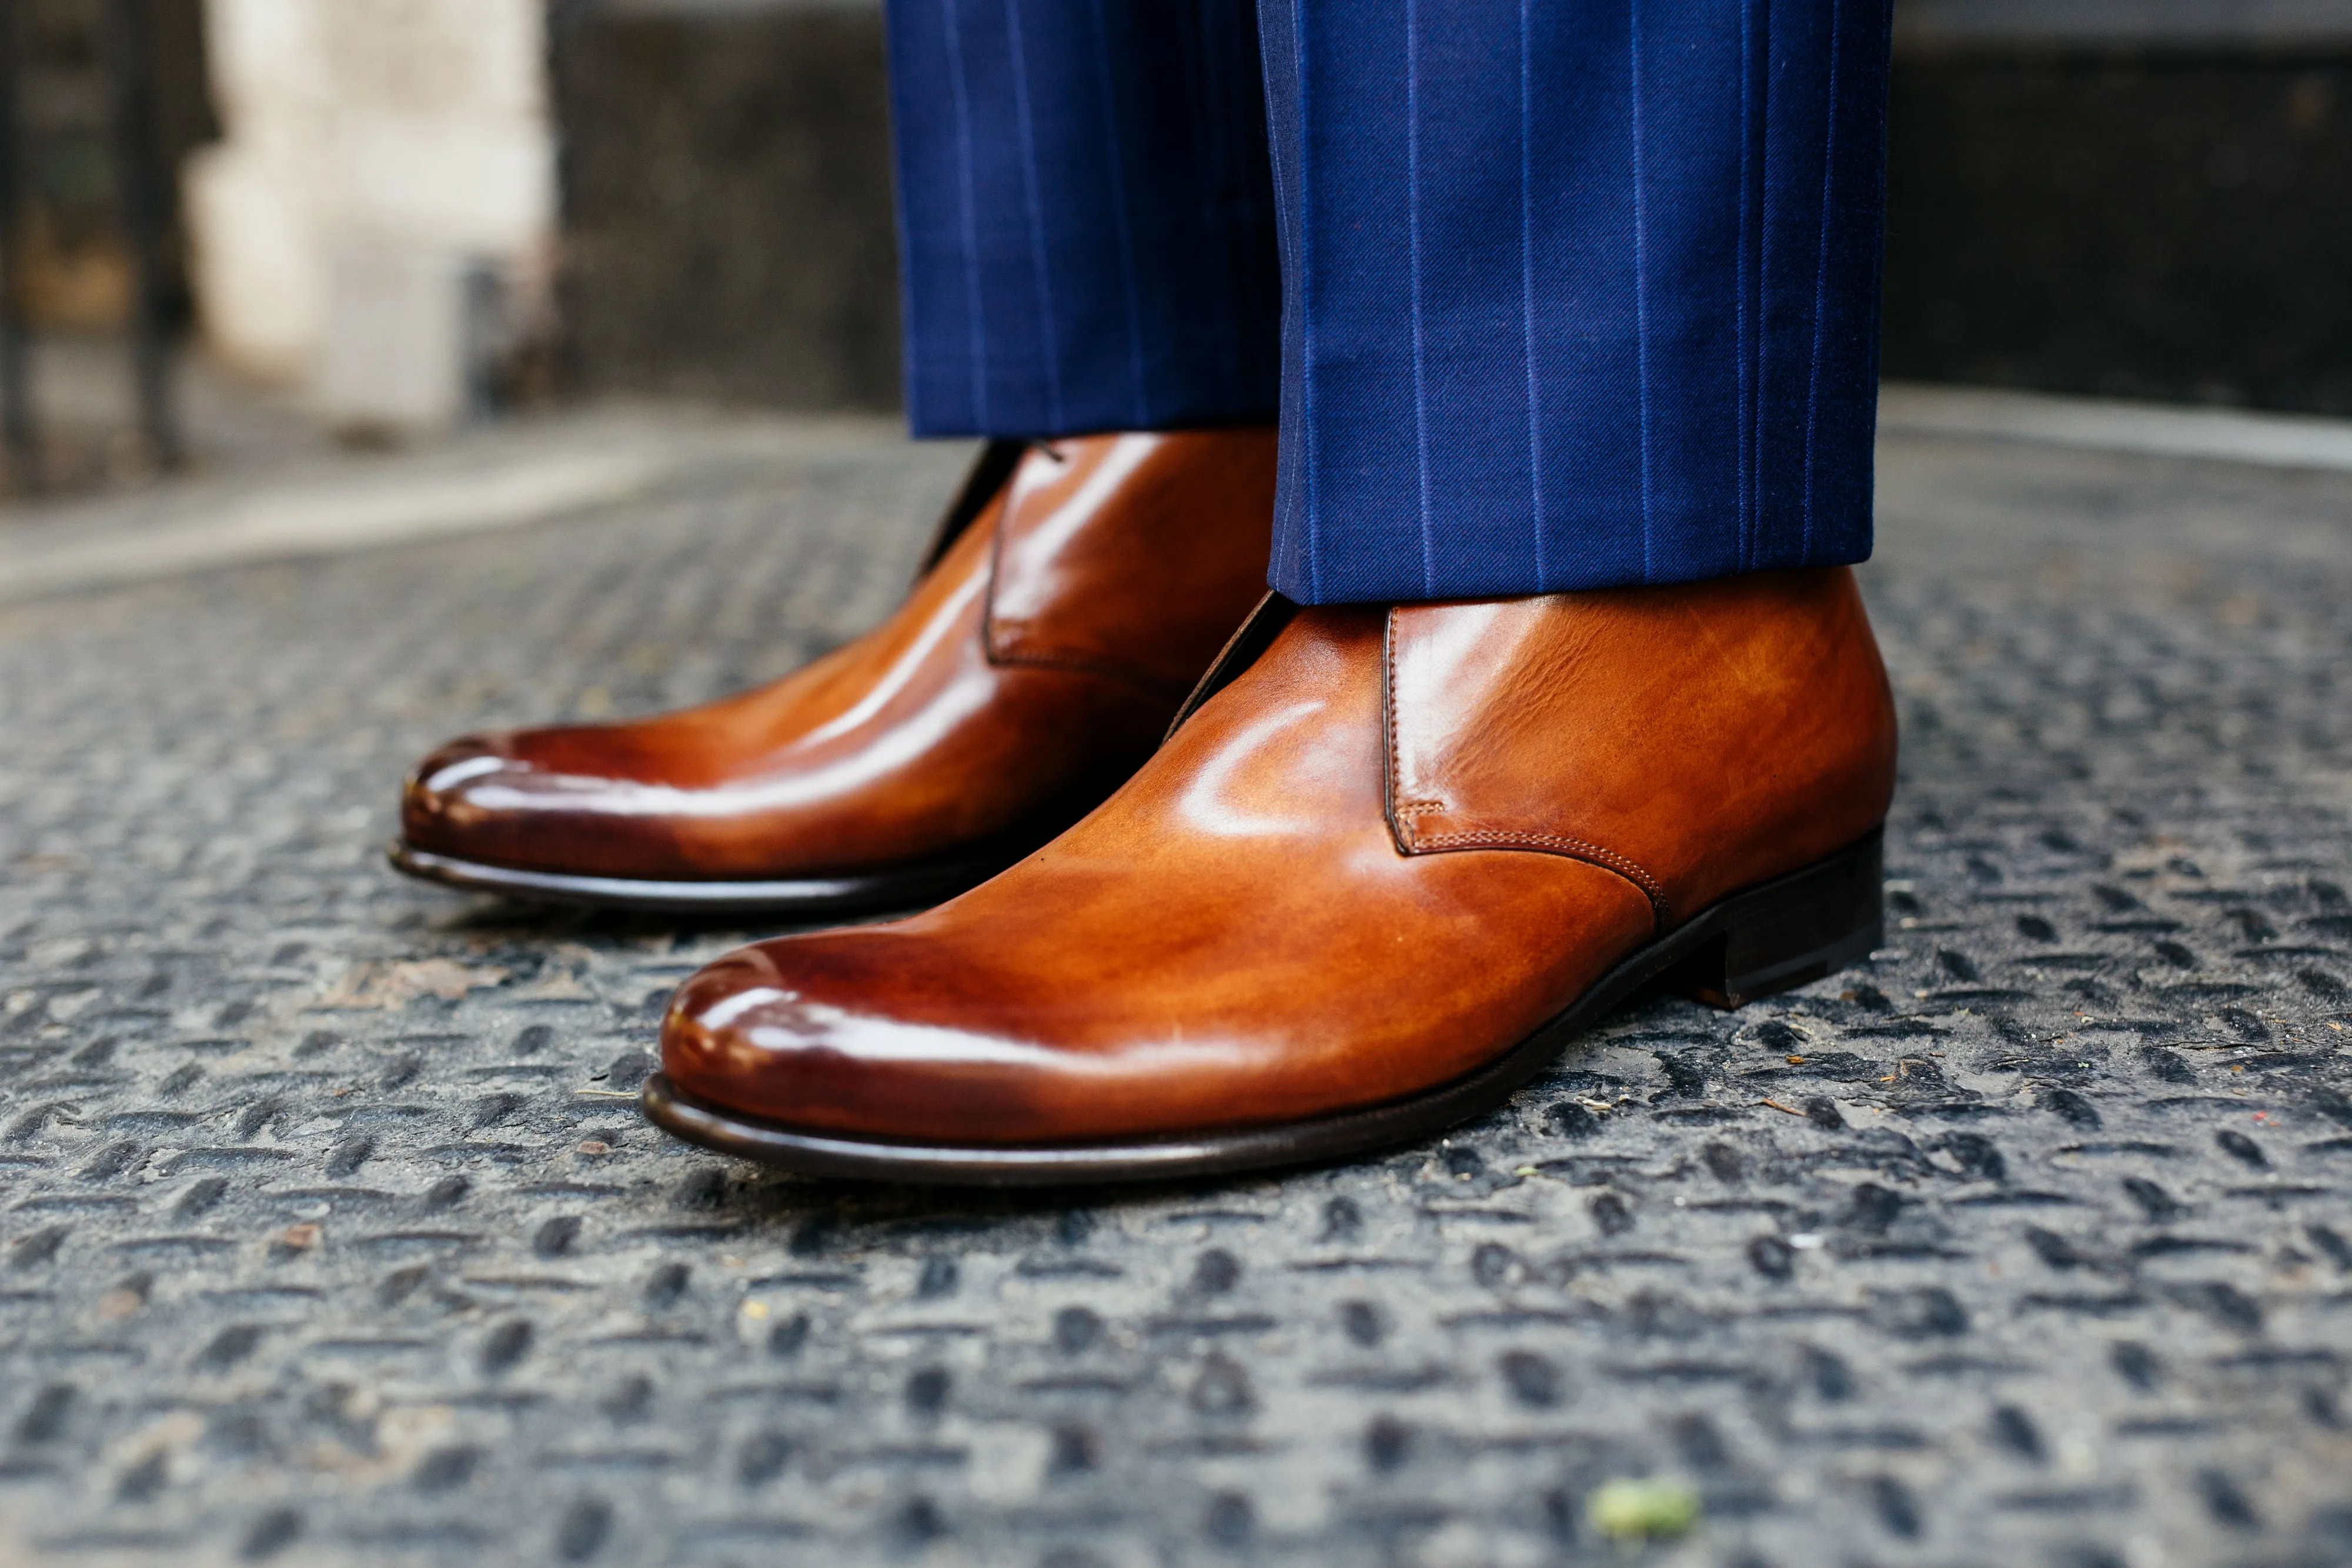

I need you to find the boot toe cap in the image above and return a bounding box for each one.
[399,730,675,874]
[400,735,525,850]
[658,938,1076,1144]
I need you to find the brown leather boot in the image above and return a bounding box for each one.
[392,430,1277,912]
[646,566,1899,1183]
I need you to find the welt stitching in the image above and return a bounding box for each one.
[1412,829,1671,926]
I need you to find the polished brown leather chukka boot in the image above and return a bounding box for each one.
[646,566,1899,1183]
[392,430,1277,912]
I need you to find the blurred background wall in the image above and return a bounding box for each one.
[2,0,2350,496]
[186,0,556,427]
[548,0,899,412]
[1886,0,2352,413]
[547,0,2352,419]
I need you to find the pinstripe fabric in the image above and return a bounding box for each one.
[1404,0,1436,596]
[1258,0,1319,599]
[1629,0,1658,581]
[1001,1,1065,429]
[1252,0,1892,602]
[1516,0,1546,590]
[887,0,1282,440]
[886,0,1892,603]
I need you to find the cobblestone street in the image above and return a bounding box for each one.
[1,409,2348,1567]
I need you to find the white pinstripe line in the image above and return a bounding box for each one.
[1629,0,1656,581]
[1735,0,1756,571]
[1519,0,1547,591]
[940,0,990,429]
[1003,0,1065,430]
[1752,0,1776,562]
[1258,8,1305,591]
[1288,0,1322,603]
[1405,0,1436,597]
[1084,0,1151,427]
[1801,0,1846,562]
[1204,9,1261,411]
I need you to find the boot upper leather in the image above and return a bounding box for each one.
[1385,567,1898,924]
[661,567,1898,1144]
[399,430,1279,881]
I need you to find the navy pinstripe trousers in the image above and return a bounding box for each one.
[888,0,1892,604]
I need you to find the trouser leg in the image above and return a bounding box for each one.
[1256,0,1895,603]
[886,0,1283,437]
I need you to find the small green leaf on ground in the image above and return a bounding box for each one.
[1587,1477,1701,1542]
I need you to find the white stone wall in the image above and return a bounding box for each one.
[184,0,555,427]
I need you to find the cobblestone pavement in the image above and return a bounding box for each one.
[1,420,2348,1568]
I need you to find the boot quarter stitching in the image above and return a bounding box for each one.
[1383,609,1669,929]
[1411,829,1671,928]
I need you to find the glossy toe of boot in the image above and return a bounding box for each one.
[399,726,681,879]
[400,733,518,856]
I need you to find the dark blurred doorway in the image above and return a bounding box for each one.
[1884,0,2352,414]
[0,0,215,497]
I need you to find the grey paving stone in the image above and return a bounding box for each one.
[0,422,2347,1567]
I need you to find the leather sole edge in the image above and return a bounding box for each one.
[637,830,1885,1186]
[385,841,1024,917]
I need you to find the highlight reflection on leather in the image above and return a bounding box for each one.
[398,429,1278,882]
[662,567,1899,1146]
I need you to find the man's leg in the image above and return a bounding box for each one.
[394,1,1286,916]
[888,0,1281,436]
[652,1,1905,1182]
[1259,0,1890,601]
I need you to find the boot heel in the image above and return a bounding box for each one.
[1665,830,1883,1009]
